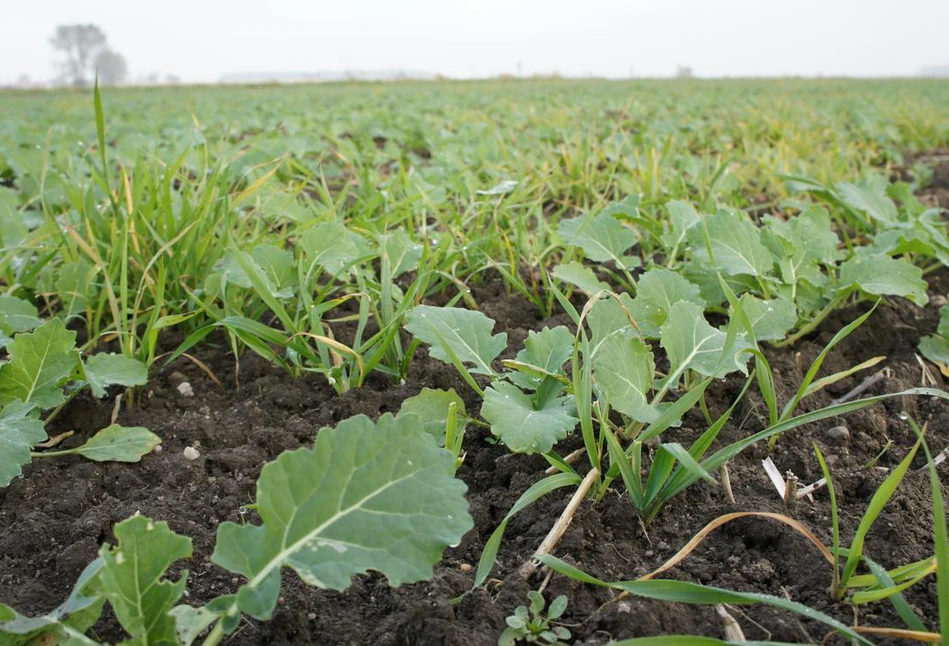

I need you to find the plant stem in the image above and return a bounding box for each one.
[773,293,846,348]
[519,467,599,578]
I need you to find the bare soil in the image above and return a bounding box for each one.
[1,159,949,645]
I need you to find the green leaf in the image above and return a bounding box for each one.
[594,332,659,423]
[838,253,928,306]
[838,175,900,225]
[212,413,472,619]
[380,230,423,278]
[507,326,574,391]
[551,262,609,296]
[215,248,293,300]
[586,292,636,353]
[299,222,369,277]
[55,259,97,319]
[659,200,701,253]
[251,244,297,297]
[0,400,45,487]
[660,302,748,384]
[688,210,775,277]
[537,555,873,645]
[69,425,160,463]
[763,207,841,287]
[82,353,148,398]
[481,382,577,454]
[397,388,467,443]
[474,472,580,587]
[0,559,104,645]
[168,605,219,646]
[0,295,40,333]
[919,306,949,364]
[95,514,192,646]
[405,305,506,376]
[628,268,705,338]
[737,294,797,342]
[558,209,639,269]
[0,318,78,408]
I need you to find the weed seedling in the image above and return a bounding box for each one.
[498,591,570,646]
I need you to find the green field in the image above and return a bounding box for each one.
[1,79,949,645]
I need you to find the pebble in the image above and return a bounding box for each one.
[459,563,473,573]
[825,425,850,442]
[656,541,670,551]
[183,446,200,461]
[177,382,194,397]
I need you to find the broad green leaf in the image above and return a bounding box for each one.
[558,210,639,269]
[507,326,574,391]
[215,249,291,300]
[838,253,928,306]
[0,295,40,333]
[737,294,797,342]
[919,305,949,364]
[476,179,518,195]
[660,302,748,384]
[95,515,192,646]
[55,260,97,319]
[397,388,467,442]
[481,382,577,454]
[659,200,701,253]
[70,425,161,462]
[380,230,423,278]
[251,244,297,297]
[682,259,760,305]
[0,319,79,409]
[838,175,899,225]
[763,208,841,288]
[168,605,219,646]
[212,413,472,619]
[551,262,609,296]
[82,353,148,398]
[405,305,506,376]
[298,222,369,277]
[594,332,659,423]
[628,268,705,338]
[0,559,104,645]
[0,401,46,487]
[586,292,636,353]
[688,209,775,277]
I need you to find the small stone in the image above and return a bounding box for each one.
[616,601,632,614]
[152,444,163,453]
[656,541,670,551]
[169,371,187,383]
[825,425,850,442]
[177,382,194,397]
[459,563,473,574]
[644,550,655,557]
[183,446,200,461]
[307,613,317,621]
[825,454,841,467]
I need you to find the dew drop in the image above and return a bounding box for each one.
[898,411,909,421]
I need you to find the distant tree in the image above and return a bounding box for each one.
[675,65,694,79]
[50,24,127,87]
[96,49,128,85]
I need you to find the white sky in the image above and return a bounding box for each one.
[2,0,948,83]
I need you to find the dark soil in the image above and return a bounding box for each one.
[2,182,949,645]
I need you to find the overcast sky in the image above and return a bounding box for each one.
[2,0,948,84]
